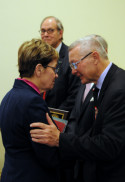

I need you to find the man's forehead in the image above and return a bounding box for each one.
[69,45,81,55]
[69,50,80,62]
[69,45,87,62]
[41,18,57,28]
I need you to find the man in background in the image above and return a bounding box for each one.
[39,16,81,115]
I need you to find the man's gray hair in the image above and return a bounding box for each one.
[69,35,108,60]
[89,34,108,52]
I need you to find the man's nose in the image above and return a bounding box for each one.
[44,31,49,36]
[72,69,77,75]
[55,73,58,78]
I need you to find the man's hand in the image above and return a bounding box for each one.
[30,113,60,147]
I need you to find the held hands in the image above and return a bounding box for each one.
[30,113,60,147]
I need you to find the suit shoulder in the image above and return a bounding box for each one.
[59,42,68,57]
[13,85,45,107]
[61,42,68,49]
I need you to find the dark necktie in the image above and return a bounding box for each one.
[93,86,99,107]
[93,86,99,120]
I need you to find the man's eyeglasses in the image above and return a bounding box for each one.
[39,28,56,35]
[70,52,93,70]
[44,65,59,74]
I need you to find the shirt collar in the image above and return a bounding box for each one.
[56,42,62,53]
[96,62,112,90]
[17,78,41,95]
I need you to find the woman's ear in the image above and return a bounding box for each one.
[35,64,44,77]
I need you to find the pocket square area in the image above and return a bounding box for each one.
[90,97,94,102]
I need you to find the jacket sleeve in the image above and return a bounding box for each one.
[26,96,60,168]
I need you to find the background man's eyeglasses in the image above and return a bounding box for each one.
[44,65,59,74]
[70,52,93,70]
[39,29,56,34]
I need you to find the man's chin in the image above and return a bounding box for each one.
[49,84,55,90]
[80,78,87,84]
[44,40,52,45]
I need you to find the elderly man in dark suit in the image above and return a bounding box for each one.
[30,35,125,182]
[66,34,108,133]
[39,16,81,114]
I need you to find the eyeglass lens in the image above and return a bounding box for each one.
[39,29,55,34]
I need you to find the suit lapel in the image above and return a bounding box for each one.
[45,43,67,98]
[91,64,118,135]
[98,64,118,107]
[78,85,86,108]
[59,42,68,59]
[77,85,94,123]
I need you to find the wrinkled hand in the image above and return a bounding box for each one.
[30,113,60,147]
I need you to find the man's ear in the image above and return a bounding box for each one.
[59,30,63,39]
[92,51,100,65]
[35,64,44,77]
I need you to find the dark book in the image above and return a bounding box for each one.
[48,107,69,132]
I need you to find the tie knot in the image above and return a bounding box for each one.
[93,86,99,107]
[93,86,99,93]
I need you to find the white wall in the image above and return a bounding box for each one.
[0,0,125,171]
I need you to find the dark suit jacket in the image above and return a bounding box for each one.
[45,43,81,114]
[66,84,86,133]
[61,84,94,182]
[59,64,125,182]
[0,79,60,182]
